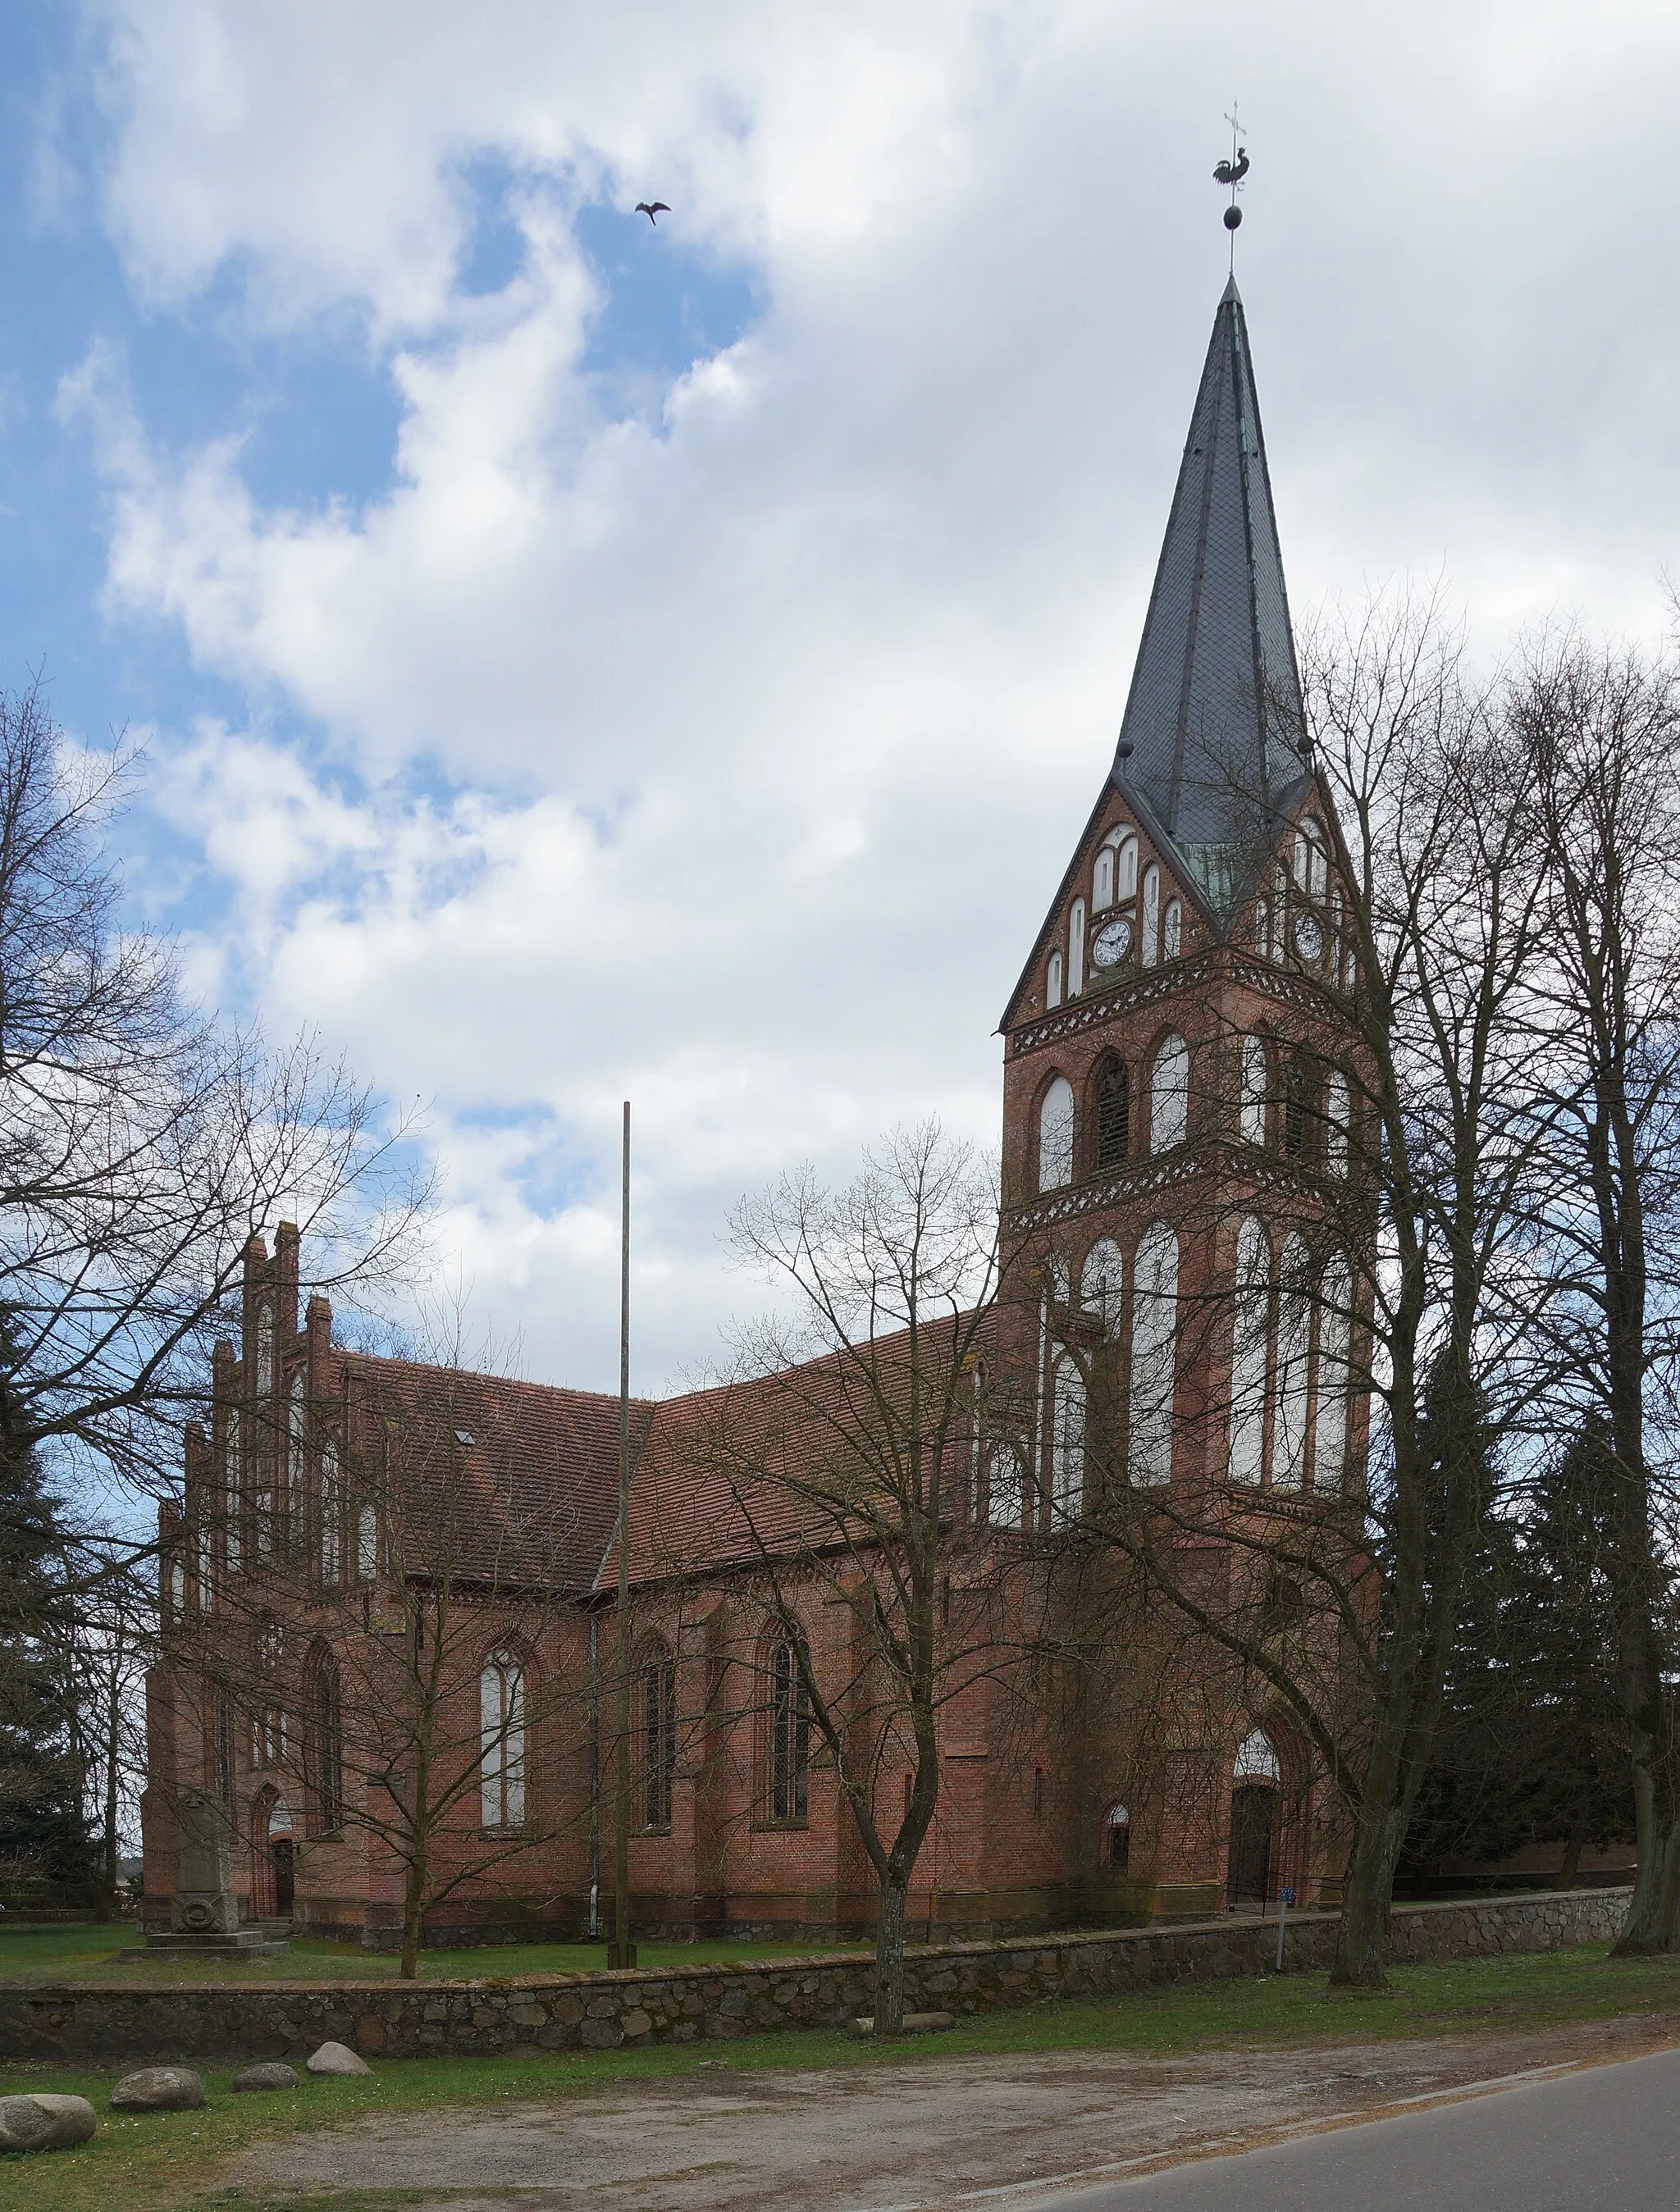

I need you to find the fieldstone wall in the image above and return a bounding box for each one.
[0,1886,1629,2065]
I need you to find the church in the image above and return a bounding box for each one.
[143,276,1370,1949]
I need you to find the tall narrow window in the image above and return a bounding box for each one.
[225,1407,242,1576]
[255,1302,273,1394]
[1273,1235,1312,1489]
[212,1698,234,1808]
[1315,1258,1352,1489]
[1162,899,1181,960]
[1271,864,1289,962]
[1068,899,1086,997]
[1116,834,1139,899]
[1039,1076,1075,1191]
[769,1640,810,1821]
[355,1503,378,1582]
[641,1650,677,1830]
[987,1443,1025,1530]
[480,1649,527,1828]
[195,1515,212,1613]
[1047,951,1063,1009]
[1080,1237,1125,1339]
[308,1649,344,1833]
[1129,1223,1179,1486]
[1095,1055,1130,1169]
[1105,1804,1130,1873]
[1254,897,1271,959]
[320,1443,341,1588]
[1326,1070,1350,1177]
[1093,846,1114,909]
[1240,1034,1268,1145]
[1229,1217,1270,1485]
[1150,1034,1189,1153]
[1049,1359,1086,1520]
[1141,865,1161,965]
[1284,1050,1309,1159]
[283,1373,304,1535]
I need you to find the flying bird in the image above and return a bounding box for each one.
[635,201,670,225]
[1212,151,1249,186]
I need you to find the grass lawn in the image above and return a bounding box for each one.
[0,1922,872,1986]
[4,1943,1680,2212]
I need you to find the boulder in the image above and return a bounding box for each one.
[305,2041,372,2077]
[232,2062,299,2093]
[109,2066,206,2112]
[0,2093,98,2153]
[847,2011,956,2038]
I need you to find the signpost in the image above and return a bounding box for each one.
[1276,1884,1295,1973]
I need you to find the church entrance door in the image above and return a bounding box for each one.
[1226,1783,1276,1907]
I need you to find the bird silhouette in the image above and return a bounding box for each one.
[635,201,671,225]
[1212,151,1250,187]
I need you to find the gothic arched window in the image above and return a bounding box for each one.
[987,1442,1026,1530]
[641,1647,677,1831]
[1093,845,1114,910]
[1235,1727,1281,1781]
[1240,1034,1268,1145]
[1039,1076,1075,1191]
[1095,1054,1130,1169]
[1047,950,1063,1010]
[319,1442,341,1588]
[1080,1236,1125,1339]
[1068,898,1087,997]
[1150,1034,1189,1153]
[1116,834,1139,900]
[1049,1358,1086,1521]
[1315,1257,1353,1489]
[1326,1069,1350,1176]
[1284,1048,1312,1159]
[1230,1217,1270,1486]
[225,1406,242,1576]
[1273,1234,1312,1489]
[1141,865,1161,965]
[1129,1222,1179,1486]
[355,1503,378,1583]
[480,1649,527,1829]
[767,1637,810,1822]
[306,1644,343,1834]
[1162,898,1182,960]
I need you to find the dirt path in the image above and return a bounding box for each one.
[230,2014,1680,2211]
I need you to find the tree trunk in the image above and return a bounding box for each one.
[399,1840,427,1979]
[874,1872,909,2034]
[1559,1832,1583,1886]
[1610,1670,1680,1954]
[1329,1797,1409,1988]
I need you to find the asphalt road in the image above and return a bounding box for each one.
[1037,2046,1680,2212]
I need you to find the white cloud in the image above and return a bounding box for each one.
[68,0,1680,1385]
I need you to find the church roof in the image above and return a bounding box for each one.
[1112,276,1307,913]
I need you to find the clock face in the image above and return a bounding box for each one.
[1294,913,1324,964]
[1092,917,1132,969]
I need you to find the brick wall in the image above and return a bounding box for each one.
[0,1886,1628,2064]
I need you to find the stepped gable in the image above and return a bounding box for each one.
[1112,275,1308,915]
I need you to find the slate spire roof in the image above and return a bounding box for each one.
[1112,276,1307,914]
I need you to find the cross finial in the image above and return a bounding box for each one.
[1213,104,1250,274]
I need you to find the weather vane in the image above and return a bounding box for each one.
[1213,104,1250,272]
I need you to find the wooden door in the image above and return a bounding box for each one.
[1226,1783,1276,1906]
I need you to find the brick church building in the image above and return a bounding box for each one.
[143,277,1370,1949]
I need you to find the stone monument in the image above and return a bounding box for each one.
[144,1789,288,1954]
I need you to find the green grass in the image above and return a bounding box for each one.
[5,1943,1680,2212]
[0,1923,871,1986]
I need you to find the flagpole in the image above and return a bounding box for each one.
[611,1100,636,1968]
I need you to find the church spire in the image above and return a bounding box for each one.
[1110,279,1306,913]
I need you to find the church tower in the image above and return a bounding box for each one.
[988,276,1364,1916]
[995,275,1359,1568]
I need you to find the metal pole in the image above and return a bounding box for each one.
[1276,1883,1292,1973]
[612,1101,635,1969]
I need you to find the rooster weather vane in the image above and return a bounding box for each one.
[1213,105,1249,271]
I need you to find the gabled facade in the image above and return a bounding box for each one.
[142,281,1369,1948]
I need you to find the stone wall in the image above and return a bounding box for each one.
[0,1886,1629,2065]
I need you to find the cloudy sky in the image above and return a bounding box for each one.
[1,1,1675,1393]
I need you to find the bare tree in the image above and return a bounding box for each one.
[1067,586,1556,1986]
[1515,629,1680,1953]
[0,680,428,1527]
[664,1124,1026,2034]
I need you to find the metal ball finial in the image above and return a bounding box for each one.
[1224,206,1242,232]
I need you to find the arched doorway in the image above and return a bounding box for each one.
[1226,1730,1281,1909]
[250,1790,294,1919]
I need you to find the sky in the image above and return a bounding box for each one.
[2,0,1677,1396]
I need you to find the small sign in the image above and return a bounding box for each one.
[1281,1886,1296,1906]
